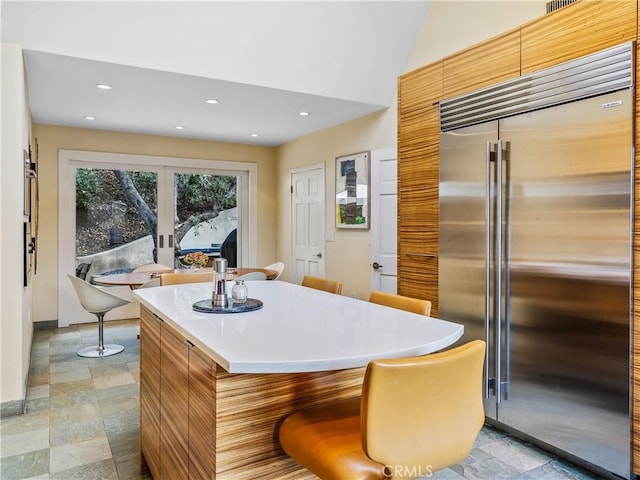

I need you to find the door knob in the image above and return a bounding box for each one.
[314,252,323,258]
[372,262,382,270]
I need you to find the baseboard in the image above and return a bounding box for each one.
[33,319,58,330]
[0,399,25,418]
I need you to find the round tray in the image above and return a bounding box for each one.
[192,298,263,314]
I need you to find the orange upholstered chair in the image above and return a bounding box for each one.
[279,340,486,480]
[301,275,342,294]
[368,290,432,316]
[159,271,212,286]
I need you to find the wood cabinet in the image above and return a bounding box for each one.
[139,305,364,479]
[188,344,215,480]
[140,307,162,479]
[160,323,190,480]
[397,0,640,473]
[633,39,640,474]
[521,0,636,74]
[397,61,442,315]
[443,28,520,99]
[140,307,212,480]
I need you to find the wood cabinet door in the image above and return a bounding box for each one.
[398,62,442,315]
[140,307,162,479]
[160,324,190,480]
[443,28,520,100]
[188,344,215,480]
[521,0,636,74]
[633,39,640,477]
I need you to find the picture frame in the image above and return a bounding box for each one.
[24,149,31,218]
[335,150,370,229]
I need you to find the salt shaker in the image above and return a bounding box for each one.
[232,280,248,304]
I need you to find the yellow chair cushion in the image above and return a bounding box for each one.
[279,398,385,480]
[368,290,431,316]
[279,341,486,479]
[362,340,486,472]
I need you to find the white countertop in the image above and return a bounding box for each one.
[133,280,463,374]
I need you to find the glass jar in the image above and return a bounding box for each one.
[231,279,248,304]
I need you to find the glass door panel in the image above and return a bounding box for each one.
[75,167,159,278]
[60,152,255,327]
[171,171,239,268]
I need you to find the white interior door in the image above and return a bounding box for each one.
[370,148,397,293]
[290,164,325,284]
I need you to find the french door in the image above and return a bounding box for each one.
[59,150,256,326]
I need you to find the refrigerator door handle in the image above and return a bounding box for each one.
[495,139,503,404]
[484,141,492,399]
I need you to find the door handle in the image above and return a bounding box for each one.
[159,235,164,249]
[314,252,323,258]
[372,262,382,270]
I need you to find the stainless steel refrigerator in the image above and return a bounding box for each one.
[439,43,632,478]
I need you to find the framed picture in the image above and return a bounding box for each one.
[23,149,31,218]
[335,151,370,229]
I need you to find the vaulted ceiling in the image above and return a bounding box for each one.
[2,1,430,146]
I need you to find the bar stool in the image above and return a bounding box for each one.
[279,340,486,479]
[67,274,132,357]
[301,275,342,294]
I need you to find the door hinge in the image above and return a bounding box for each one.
[290,185,293,194]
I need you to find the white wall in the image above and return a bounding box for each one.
[1,43,33,408]
[275,0,547,299]
[407,0,546,71]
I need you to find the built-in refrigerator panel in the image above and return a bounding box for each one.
[498,90,632,478]
[439,76,632,477]
[440,121,499,420]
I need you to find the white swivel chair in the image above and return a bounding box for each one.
[67,274,132,358]
[264,262,285,280]
[235,271,267,281]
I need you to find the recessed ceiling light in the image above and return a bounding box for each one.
[250,133,260,137]
[84,116,95,120]
[175,126,185,130]
[205,99,219,104]
[96,84,112,90]
[299,111,310,116]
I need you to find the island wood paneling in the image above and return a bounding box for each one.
[213,366,364,478]
[443,29,521,100]
[140,307,162,479]
[160,322,189,480]
[188,344,215,480]
[398,61,442,315]
[139,305,365,479]
[521,0,637,75]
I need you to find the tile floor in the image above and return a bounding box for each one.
[0,319,608,480]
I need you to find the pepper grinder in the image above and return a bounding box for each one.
[212,257,229,308]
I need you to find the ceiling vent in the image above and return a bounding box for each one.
[546,0,576,14]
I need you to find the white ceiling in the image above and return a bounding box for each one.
[1,1,430,146]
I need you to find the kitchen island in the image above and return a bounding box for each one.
[134,281,463,479]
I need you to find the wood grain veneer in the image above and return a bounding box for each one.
[632,37,640,475]
[140,307,161,479]
[139,305,365,479]
[160,322,189,480]
[443,28,521,99]
[521,0,637,74]
[398,1,640,470]
[188,344,215,480]
[213,366,364,479]
[398,62,442,315]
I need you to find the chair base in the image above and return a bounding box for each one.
[77,344,124,358]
